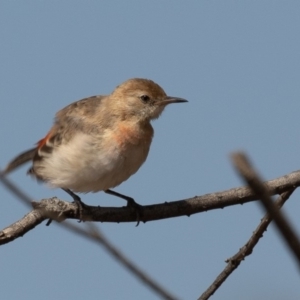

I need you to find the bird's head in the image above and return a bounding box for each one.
[110,78,188,122]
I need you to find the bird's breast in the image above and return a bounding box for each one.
[104,122,154,182]
[113,122,153,149]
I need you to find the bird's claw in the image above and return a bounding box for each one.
[126,199,143,226]
[72,198,88,222]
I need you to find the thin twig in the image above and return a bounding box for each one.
[198,189,295,300]
[63,222,179,300]
[0,171,32,206]
[232,152,300,268]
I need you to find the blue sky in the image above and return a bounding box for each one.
[1,1,300,299]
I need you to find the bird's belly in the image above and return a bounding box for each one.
[36,132,150,192]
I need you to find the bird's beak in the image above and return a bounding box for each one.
[159,96,188,106]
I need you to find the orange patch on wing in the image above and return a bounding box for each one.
[36,131,53,149]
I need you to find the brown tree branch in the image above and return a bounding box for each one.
[232,152,300,267]
[0,208,45,244]
[198,189,295,300]
[198,152,300,300]
[1,169,300,245]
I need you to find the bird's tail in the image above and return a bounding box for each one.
[2,148,36,174]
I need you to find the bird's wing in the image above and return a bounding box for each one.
[40,95,107,147]
[55,95,106,124]
[4,96,106,175]
[35,95,106,158]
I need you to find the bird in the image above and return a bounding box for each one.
[3,78,187,220]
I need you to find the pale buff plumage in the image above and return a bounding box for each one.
[4,78,187,205]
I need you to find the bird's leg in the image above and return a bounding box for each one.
[62,188,82,204]
[62,188,86,221]
[105,189,142,226]
[46,219,52,226]
[105,189,140,206]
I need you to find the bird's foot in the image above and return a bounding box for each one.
[46,219,52,226]
[73,197,88,222]
[62,188,87,222]
[126,198,143,227]
[104,189,143,226]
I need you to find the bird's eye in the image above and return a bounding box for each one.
[140,95,150,103]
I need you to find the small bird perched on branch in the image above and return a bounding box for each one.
[3,78,187,218]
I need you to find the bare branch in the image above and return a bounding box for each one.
[0,171,32,206]
[198,189,295,300]
[0,209,45,244]
[2,168,300,218]
[232,152,300,268]
[1,169,300,245]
